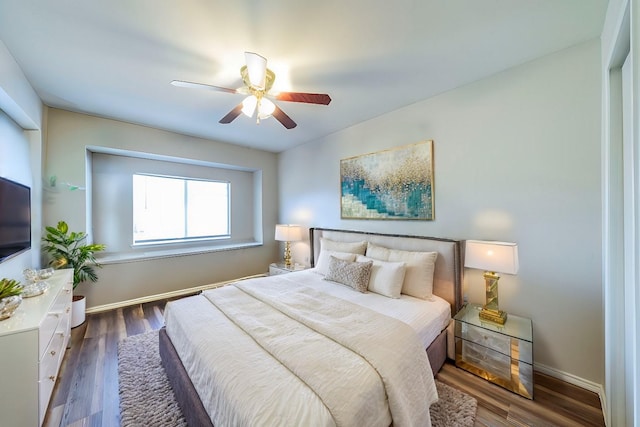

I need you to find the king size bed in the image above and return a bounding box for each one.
[159,228,463,426]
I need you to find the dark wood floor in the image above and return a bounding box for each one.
[44,300,606,427]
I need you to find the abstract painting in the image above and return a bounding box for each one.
[340,141,434,220]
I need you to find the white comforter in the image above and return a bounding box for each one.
[164,274,439,427]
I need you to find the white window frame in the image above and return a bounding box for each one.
[132,173,231,246]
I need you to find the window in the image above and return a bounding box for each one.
[133,174,230,244]
[89,149,261,261]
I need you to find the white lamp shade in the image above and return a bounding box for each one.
[464,240,519,274]
[275,224,302,242]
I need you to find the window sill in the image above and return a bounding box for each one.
[96,241,262,265]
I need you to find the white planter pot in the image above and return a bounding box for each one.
[71,295,86,328]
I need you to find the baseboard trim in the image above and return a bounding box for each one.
[85,273,267,314]
[535,362,608,425]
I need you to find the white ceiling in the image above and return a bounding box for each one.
[0,1,607,153]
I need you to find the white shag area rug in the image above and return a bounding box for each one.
[430,380,478,427]
[118,331,187,427]
[118,330,477,427]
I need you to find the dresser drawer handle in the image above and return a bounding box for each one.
[49,376,56,382]
[66,307,71,313]
[65,289,71,293]
[50,350,56,356]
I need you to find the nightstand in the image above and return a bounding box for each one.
[454,303,533,399]
[269,263,307,276]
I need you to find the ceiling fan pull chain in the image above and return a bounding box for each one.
[256,97,261,124]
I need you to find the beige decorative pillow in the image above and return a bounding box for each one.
[324,256,372,293]
[314,250,356,275]
[356,255,406,298]
[387,249,438,299]
[321,238,367,255]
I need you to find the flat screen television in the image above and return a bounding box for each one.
[0,177,31,263]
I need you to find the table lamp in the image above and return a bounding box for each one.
[275,224,302,268]
[464,240,519,325]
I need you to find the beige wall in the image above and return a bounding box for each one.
[279,40,603,386]
[43,109,279,309]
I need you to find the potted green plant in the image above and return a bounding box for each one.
[0,278,23,320]
[42,221,106,327]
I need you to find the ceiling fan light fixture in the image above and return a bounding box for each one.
[241,95,258,117]
[258,98,276,119]
[173,51,329,129]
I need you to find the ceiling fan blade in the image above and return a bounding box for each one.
[272,105,297,129]
[219,104,244,124]
[171,80,239,94]
[275,92,331,105]
[244,52,267,89]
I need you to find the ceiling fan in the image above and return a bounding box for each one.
[171,52,331,129]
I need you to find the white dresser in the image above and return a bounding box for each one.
[0,269,73,426]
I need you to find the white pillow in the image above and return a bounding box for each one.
[366,242,391,260]
[356,255,406,298]
[366,243,438,299]
[387,249,438,300]
[314,250,356,275]
[321,237,367,255]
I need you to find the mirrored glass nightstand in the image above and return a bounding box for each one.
[268,263,307,276]
[454,303,533,399]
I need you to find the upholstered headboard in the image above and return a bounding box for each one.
[309,228,464,315]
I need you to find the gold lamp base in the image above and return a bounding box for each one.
[283,241,292,268]
[480,271,507,325]
[479,308,508,325]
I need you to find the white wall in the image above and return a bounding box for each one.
[601,0,638,424]
[0,111,35,279]
[43,108,279,309]
[0,40,44,282]
[279,41,603,386]
[0,41,41,130]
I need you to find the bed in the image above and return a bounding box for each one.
[159,228,463,427]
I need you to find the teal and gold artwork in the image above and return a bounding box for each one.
[340,141,434,220]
